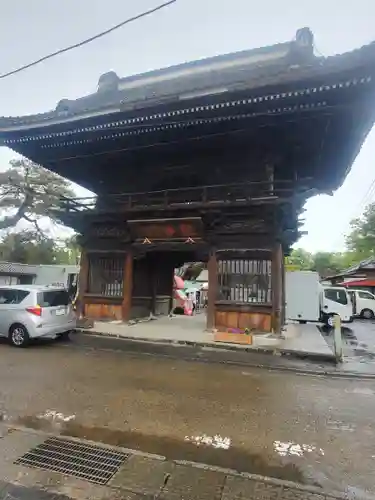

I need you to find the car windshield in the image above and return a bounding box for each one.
[324,288,348,305]
[37,290,70,307]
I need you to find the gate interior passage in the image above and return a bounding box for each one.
[1,28,375,333]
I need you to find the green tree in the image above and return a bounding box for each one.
[0,231,79,265]
[310,252,343,277]
[0,231,57,264]
[54,235,81,265]
[0,158,74,231]
[346,202,375,259]
[285,249,357,277]
[285,248,313,270]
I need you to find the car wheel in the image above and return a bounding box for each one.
[326,314,337,328]
[361,308,374,320]
[9,324,30,348]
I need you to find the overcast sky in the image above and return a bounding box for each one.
[0,0,374,251]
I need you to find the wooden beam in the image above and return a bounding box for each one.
[207,250,217,331]
[122,251,133,321]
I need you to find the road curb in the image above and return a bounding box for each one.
[76,328,336,361]
[72,331,375,380]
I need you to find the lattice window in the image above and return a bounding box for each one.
[217,258,272,304]
[88,255,124,297]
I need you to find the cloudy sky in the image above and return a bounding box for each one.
[0,0,374,250]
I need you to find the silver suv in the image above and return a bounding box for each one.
[0,285,76,347]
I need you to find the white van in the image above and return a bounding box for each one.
[347,289,375,319]
[286,271,353,327]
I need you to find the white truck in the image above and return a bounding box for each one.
[33,265,78,289]
[285,271,353,327]
[33,265,79,301]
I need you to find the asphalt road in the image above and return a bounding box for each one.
[0,337,374,497]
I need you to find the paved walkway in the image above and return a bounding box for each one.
[0,427,354,499]
[280,323,333,356]
[80,315,334,360]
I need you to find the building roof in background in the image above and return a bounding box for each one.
[196,270,208,282]
[0,262,79,275]
[343,257,375,275]
[327,257,375,280]
[0,262,38,275]
[342,278,375,287]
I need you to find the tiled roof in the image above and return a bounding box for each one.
[0,261,38,275]
[0,28,321,130]
[2,37,375,135]
[344,257,375,274]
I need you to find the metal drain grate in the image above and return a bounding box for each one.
[14,436,129,485]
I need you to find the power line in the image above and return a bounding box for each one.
[313,43,325,58]
[0,0,177,80]
[330,170,375,250]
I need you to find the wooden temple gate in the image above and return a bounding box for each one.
[1,28,375,334]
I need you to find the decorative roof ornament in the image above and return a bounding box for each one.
[56,99,71,115]
[98,71,120,93]
[295,27,314,49]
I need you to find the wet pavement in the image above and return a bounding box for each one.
[320,319,375,373]
[0,481,70,499]
[322,319,375,357]
[0,338,374,497]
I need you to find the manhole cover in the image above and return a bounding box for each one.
[15,436,129,485]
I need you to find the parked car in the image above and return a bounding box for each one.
[0,285,76,347]
[347,289,375,319]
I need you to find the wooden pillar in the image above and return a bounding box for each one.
[77,250,89,318]
[151,260,157,316]
[169,264,175,314]
[281,251,286,326]
[206,250,217,331]
[122,251,133,321]
[271,242,283,333]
